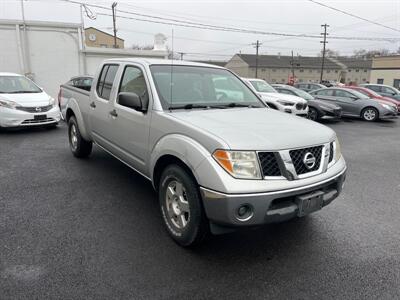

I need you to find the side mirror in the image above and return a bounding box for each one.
[118,92,147,112]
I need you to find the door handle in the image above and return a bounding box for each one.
[109,109,118,118]
[90,101,96,108]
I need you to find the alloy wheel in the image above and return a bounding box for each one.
[165,180,190,230]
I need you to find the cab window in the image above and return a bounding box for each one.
[118,66,149,109]
[96,64,119,100]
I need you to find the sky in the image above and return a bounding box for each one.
[1,0,399,61]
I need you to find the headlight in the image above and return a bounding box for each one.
[380,103,392,110]
[277,100,293,106]
[213,150,262,179]
[49,97,56,106]
[0,99,18,109]
[334,137,341,162]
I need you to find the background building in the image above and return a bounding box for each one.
[370,55,400,88]
[0,20,167,97]
[225,54,372,84]
[84,27,124,49]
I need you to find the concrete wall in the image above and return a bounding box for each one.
[0,20,168,98]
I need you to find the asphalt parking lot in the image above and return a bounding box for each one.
[1,118,399,299]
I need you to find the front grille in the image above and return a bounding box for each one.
[289,146,323,175]
[328,142,334,163]
[258,152,281,177]
[22,118,55,124]
[16,105,53,113]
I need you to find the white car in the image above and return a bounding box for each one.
[242,78,308,117]
[0,73,61,128]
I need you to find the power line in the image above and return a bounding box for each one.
[57,0,400,42]
[307,0,400,33]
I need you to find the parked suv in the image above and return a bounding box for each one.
[61,59,346,246]
[242,78,308,116]
[360,84,400,101]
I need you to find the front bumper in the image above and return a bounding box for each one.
[200,168,346,227]
[0,106,61,127]
[322,108,342,119]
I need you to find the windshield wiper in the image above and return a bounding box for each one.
[168,104,209,110]
[212,102,257,108]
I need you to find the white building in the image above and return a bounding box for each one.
[0,19,168,97]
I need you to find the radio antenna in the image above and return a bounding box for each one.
[170,28,174,108]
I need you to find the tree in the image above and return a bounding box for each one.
[321,48,340,57]
[352,48,391,58]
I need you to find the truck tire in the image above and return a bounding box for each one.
[159,164,209,247]
[68,116,92,158]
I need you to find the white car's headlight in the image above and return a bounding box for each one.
[0,99,18,109]
[49,97,56,106]
[213,150,262,179]
[277,100,293,106]
[334,137,341,162]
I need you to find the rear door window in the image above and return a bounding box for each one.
[96,64,119,100]
[368,85,381,92]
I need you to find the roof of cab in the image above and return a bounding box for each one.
[102,58,226,69]
[0,72,22,76]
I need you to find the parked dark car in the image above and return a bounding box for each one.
[294,82,326,92]
[310,87,397,122]
[272,84,342,121]
[360,84,400,101]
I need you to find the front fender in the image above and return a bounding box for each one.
[66,98,91,141]
[149,134,212,186]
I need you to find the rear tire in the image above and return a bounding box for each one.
[159,164,209,247]
[68,116,92,158]
[307,107,320,121]
[361,107,379,122]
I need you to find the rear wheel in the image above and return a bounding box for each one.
[159,164,209,247]
[307,107,320,121]
[68,116,92,158]
[361,107,378,122]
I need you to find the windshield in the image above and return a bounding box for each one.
[150,65,264,109]
[0,76,42,93]
[294,88,314,100]
[249,80,277,93]
[349,89,369,99]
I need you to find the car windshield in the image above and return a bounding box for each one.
[294,88,314,100]
[356,88,380,98]
[150,65,264,109]
[0,76,42,93]
[249,80,277,93]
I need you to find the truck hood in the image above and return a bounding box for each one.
[168,108,335,151]
[259,92,307,104]
[0,91,52,107]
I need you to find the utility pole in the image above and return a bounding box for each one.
[111,2,118,48]
[252,40,262,78]
[177,52,184,60]
[320,24,329,83]
[290,50,295,79]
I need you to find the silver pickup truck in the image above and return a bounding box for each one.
[60,58,346,246]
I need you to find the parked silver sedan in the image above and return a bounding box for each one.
[310,87,397,122]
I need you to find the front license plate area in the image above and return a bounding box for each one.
[34,114,47,121]
[296,190,324,217]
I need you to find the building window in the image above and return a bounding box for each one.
[377,78,384,84]
[362,78,366,82]
[326,70,330,73]
[335,70,338,73]
[348,69,352,72]
[272,69,277,72]
[309,69,313,73]
[100,44,108,48]
[364,69,367,72]
[299,79,303,82]
[299,69,304,73]
[355,69,359,72]
[281,79,285,82]
[272,79,276,82]
[261,68,266,72]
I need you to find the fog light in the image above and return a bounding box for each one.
[236,204,253,221]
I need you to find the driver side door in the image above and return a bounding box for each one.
[332,89,360,116]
